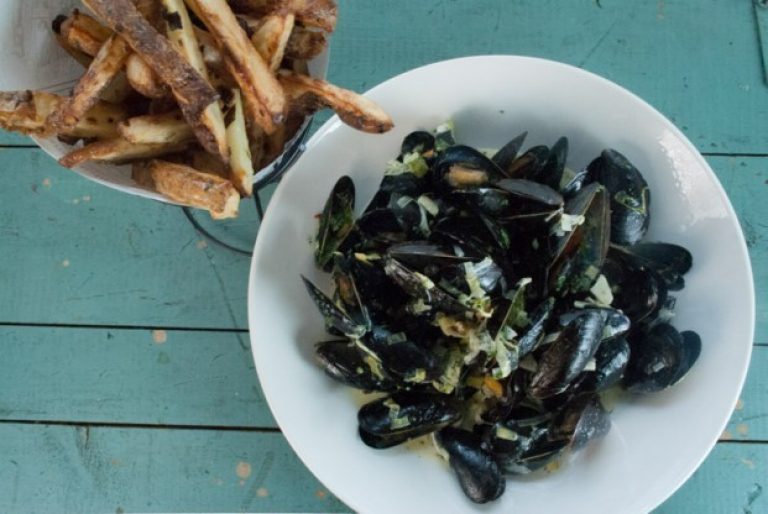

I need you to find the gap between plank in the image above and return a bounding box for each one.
[0,418,279,433]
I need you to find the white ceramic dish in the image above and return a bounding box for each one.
[0,1,328,203]
[248,56,755,514]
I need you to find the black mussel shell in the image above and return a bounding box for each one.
[401,130,436,157]
[315,176,355,271]
[591,336,631,391]
[302,276,369,338]
[315,340,397,392]
[624,323,701,393]
[433,145,506,190]
[618,242,693,291]
[358,392,460,446]
[380,172,427,198]
[363,325,440,382]
[517,297,555,357]
[602,251,667,325]
[561,167,591,198]
[589,149,650,246]
[549,393,611,451]
[559,308,630,343]
[383,257,468,315]
[437,427,506,504]
[546,183,610,295]
[529,309,605,398]
[492,131,528,174]
[388,241,475,270]
[531,137,568,190]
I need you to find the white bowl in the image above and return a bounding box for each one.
[0,0,328,202]
[248,56,755,514]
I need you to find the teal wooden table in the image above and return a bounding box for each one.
[1,1,766,512]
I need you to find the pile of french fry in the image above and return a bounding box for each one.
[0,0,393,219]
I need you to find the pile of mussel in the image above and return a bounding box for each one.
[303,122,701,504]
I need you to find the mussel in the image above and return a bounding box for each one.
[436,427,506,504]
[624,323,701,393]
[358,392,460,449]
[588,149,650,246]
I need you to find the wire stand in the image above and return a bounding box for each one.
[181,121,312,256]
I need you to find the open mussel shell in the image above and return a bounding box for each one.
[358,392,460,449]
[492,131,528,174]
[436,427,506,504]
[546,182,610,295]
[302,276,370,339]
[315,340,397,392]
[383,256,469,315]
[433,145,506,190]
[624,323,701,393]
[333,257,372,329]
[315,176,355,272]
[506,145,549,179]
[588,149,650,246]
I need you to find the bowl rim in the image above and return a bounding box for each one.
[248,54,756,513]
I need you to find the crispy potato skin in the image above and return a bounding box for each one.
[84,0,221,155]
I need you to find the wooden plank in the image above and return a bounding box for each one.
[0,422,763,513]
[655,442,767,513]
[0,424,349,513]
[331,0,768,154]
[0,148,253,329]
[0,326,273,428]
[707,156,768,342]
[0,150,765,337]
[724,345,768,443]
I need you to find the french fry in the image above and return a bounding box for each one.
[285,27,328,60]
[69,101,129,138]
[83,0,223,156]
[118,111,195,144]
[236,14,328,61]
[161,0,229,161]
[279,71,393,133]
[132,160,240,219]
[186,0,285,134]
[230,0,337,32]
[59,137,187,168]
[49,35,132,130]
[223,89,255,196]
[125,54,167,98]
[53,15,93,67]
[190,149,229,178]
[0,91,59,136]
[250,14,295,71]
[1,91,127,138]
[133,0,162,29]
[63,10,112,56]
